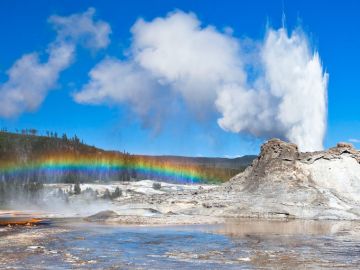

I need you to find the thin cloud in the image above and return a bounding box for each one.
[0,8,111,118]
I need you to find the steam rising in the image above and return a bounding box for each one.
[0,8,111,118]
[6,185,117,217]
[217,28,328,151]
[75,11,244,121]
[75,11,328,151]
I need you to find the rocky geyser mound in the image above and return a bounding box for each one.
[222,139,360,219]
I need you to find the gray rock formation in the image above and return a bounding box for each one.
[221,139,360,219]
[84,210,119,222]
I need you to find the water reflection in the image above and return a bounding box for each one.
[213,219,360,237]
[1,219,360,269]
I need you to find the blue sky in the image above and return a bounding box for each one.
[0,0,359,157]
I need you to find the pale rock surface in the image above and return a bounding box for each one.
[221,139,360,220]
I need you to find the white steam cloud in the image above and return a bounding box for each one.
[217,28,328,151]
[0,8,111,118]
[75,10,328,151]
[131,12,245,112]
[74,59,167,130]
[75,11,244,119]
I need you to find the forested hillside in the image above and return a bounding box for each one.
[0,131,255,184]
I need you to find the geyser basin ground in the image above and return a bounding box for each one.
[2,139,360,268]
[1,219,360,269]
[5,138,360,224]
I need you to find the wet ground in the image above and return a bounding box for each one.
[1,219,360,269]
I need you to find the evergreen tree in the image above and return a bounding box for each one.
[111,187,122,199]
[74,182,81,195]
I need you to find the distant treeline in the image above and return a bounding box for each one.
[0,127,84,142]
[0,130,254,185]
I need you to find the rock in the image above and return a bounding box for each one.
[260,138,299,161]
[224,138,360,220]
[336,142,354,149]
[229,139,303,192]
[84,210,119,222]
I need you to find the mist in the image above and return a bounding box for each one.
[4,183,119,217]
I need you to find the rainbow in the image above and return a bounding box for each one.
[0,154,222,183]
